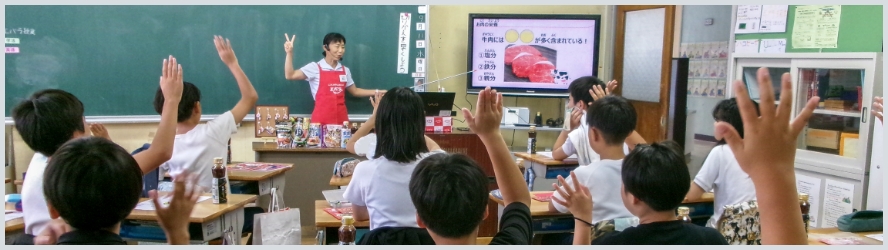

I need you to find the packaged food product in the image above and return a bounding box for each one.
[325,125,343,148]
[307,123,321,147]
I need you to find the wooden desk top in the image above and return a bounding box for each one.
[253,142,350,153]
[5,203,24,233]
[163,163,293,182]
[808,227,882,245]
[488,192,715,217]
[315,200,371,228]
[513,152,578,166]
[228,163,293,181]
[126,194,257,223]
[330,175,352,187]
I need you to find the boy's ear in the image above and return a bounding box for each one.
[415,214,426,229]
[47,202,61,219]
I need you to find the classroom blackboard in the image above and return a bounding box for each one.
[5,5,424,117]
[734,5,882,53]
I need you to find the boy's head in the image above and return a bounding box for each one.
[410,153,489,239]
[712,98,760,145]
[620,141,689,215]
[374,87,428,163]
[12,89,87,156]
[322,32,346,61]
[567,76,606,111]
[585,95,636,151]
[43,137,143,231]
[154,81,201,123]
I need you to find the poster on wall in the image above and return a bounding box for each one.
[796,174,823,228]
[735,5,763,34]
[792,5,842,48]
[469,17,598,90]
[822,179,855,228]
[759,5,789,33]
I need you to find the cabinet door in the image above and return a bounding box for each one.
[791,58,877,173]
[730,58,792,105]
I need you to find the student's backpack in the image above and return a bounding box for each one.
[717,200,762,245]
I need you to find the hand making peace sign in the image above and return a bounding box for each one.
[283,33,296,53]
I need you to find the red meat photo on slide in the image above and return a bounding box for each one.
[504,44,557,83]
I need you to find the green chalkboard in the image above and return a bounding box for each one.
[5,5,424,116]
[735,5,882,53]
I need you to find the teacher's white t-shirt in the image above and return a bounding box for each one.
[300,59,356,99]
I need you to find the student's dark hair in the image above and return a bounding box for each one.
[410,153,489,238]
[154,81,201,122]
[43,137,143,230]
[586,95,636,145]
[322,32,346,58]
[712,98,760,145]
[373,87,429,163]
[12,89,85,156]
[568,76,606,106]
[622,140,689,212]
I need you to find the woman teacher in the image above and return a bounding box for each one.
[283,32,384,125]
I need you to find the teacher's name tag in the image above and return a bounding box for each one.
[339,75,347,83]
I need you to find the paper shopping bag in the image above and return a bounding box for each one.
[252,208,301,245]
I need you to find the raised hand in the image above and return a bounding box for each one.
[283,33,296,54]
[89,123,110,140]
[873,96,883,123]
[214,35,238,66]
[160,55,184,102]
[463,86,503,137]
[150,174,201,245]
[589,80,618,101]
[716,67,818,178]
[33,219,71,245]
[551,171,593,221]
[370,90,384,117]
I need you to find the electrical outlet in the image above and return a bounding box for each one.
[704,18,714,26]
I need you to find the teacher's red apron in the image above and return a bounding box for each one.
[311,63,349,125]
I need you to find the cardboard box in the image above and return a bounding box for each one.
[806,129,840,149]
[839,132,860,158]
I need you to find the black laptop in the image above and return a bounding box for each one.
[416,92,456,117]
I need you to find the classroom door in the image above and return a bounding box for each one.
[613,5,676,143]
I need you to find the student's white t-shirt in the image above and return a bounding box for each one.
[693,144,757,228]
[161,111,238,189]
[22,153,50,235]
[342,150,445,230]
[562,112,630,165]
[300,59,356,99]
[551,159,635,224]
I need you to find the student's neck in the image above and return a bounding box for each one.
[638,210,678,224]
[429,231,477,245]
[324,57,339,68]
[176,121,199,135]
[597,144,625,160]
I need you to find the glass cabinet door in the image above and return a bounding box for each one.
[732,58,791,104]
[795,68,866,159]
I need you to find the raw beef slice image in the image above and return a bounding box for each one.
[528,61,556,83]
[505,45,541,65]
[512,53,548,78]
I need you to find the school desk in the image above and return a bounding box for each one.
[258,131,501,237]
[121,193,257,244]
[314,200,370,245]
[487,191,716,237]
[513,152,580,192]
[164,163,292,211]
[329,175,351,188]
[807,227,883,245]
[5,203,25,244]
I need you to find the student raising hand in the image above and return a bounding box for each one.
[551,172,593,245]
[589,80,618,101]
[150,174,202,245]
[89,123,111,140]
[716,67,819,245]
[873,96,883,123]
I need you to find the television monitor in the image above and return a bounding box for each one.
[466,13,601,97]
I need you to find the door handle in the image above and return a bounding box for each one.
[861,107,867,123]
